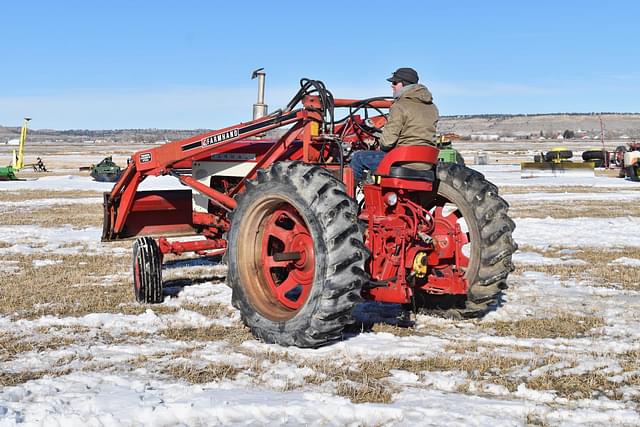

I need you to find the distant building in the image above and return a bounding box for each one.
[470,134,500,141]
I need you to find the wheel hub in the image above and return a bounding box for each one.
[254,204,315,312]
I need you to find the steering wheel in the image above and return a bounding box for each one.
[359,115,388,138]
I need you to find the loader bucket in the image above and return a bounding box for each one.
[102,189,196,241]
[520,161,595,179]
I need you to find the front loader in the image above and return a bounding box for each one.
[102,76,517,348]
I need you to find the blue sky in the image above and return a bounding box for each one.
[1,0,638,129]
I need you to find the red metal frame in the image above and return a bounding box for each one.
[103,93,470,305]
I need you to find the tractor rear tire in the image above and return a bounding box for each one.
[132,237,163,304]
[544,150,572,162]
[416,163,517,318]
[227,161,367,348]
[582,150,608,167]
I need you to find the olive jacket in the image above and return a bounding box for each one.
[379,84,439,151]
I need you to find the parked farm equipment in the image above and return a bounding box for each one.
[521,146,594,178]
[102,76,517,347]
[0,118,31,181]
[80,156,123,182]
[581,149,609,168]
[612,142,640,181]
[436,133,464,165]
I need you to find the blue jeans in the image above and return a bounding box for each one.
[350,150,386,181]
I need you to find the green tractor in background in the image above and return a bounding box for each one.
[88,156,123,182]
[437,133,465,165]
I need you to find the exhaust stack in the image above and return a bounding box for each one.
[251,68,268,120]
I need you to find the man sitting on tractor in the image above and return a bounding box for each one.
[350,67,439,181]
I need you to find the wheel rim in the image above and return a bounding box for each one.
[422,182,480,281]
[237,196,315,321]
[431,204,471,270]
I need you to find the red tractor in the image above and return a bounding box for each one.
[102,78,517,347]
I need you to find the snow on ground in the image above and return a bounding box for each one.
[610,257,640,267]
[514,216,640,249]
[0,198,101,209]
[0,174,184,193]
[0,225,124,256]
[504,191,640,202]
[1,168,639,426]
[475,164,640,188]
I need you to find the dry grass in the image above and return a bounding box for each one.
[482,314,605,339]
[160,324,252,346]
[0,204,103,228]
[509,200,640,218]
[0,369,71,387]
[335,380,394,403]
[302,354,554,400]
[0,190,102,202]
[370,323,419,337]
[516,247,640,290]
[443,342,482,354]
[0,252,167,318]
[0,332,76,362]
[527,371,623,400]
[163,363,241,383]
[180,302,235,318]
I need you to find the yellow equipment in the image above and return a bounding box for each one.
[521,146,594,178]
[11,118,31,170]
[1,118,31,181]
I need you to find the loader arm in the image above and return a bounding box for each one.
[103,108,314,240]
[102,89,394,241]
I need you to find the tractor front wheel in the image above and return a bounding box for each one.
[227,162,367,348]
[132,236,163,304]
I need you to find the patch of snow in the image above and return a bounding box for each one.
[0,174,185,192]
[513,217,640,249]
[504,191,640,202]
[514,251,587,265]
[32,259,62,268]
[0,260,20,274]
[472,164,640,188]
[0,225,122,256]
[0,197,102,210]
[610,257,640,267]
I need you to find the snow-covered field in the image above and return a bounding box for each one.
[1,160,639,426]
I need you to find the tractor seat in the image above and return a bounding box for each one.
[387,166,435,181]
